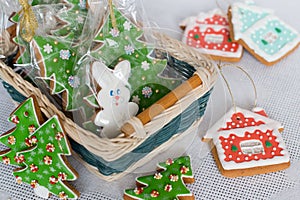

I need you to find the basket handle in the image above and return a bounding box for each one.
[121,74,203,137]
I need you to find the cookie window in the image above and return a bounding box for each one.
[240,140,264,155]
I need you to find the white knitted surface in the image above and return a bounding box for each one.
[1,0,300,199]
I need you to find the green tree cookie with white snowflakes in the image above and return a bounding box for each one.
[90,6,181,112]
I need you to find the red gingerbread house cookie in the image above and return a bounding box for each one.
[181,9,243,62]
[203,107,290,177]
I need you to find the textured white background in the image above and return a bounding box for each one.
[1,0,300,199]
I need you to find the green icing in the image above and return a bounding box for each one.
[265,141,272,148]
[0,97,41,167]
[90,6,181,112]
[124,156,193,199]
[231,145,238,152]
[13,116,78,199]
[33,35,80,111]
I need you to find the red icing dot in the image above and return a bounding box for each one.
[30,164,39,173]
[49,176,58,184]
[43,156,53,165]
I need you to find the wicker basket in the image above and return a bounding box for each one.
[0,32,217,181]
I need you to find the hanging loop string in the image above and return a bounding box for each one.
[217,62,258,113]
[108,0,118,31]
[215,0,232,14]
[18,0,38,42]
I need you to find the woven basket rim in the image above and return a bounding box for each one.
[0,32,217,161]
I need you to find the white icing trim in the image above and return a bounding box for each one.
[203,107,283,140]
[231,2,300,62]
[181,9,243,59]
[214,124,290,170]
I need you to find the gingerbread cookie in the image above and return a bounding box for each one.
[13,116,79,199]
[228,1,300,66]
[203,107,290,177]
[181,9,243,62]
[124,156,195,200]
[0,96,43,167]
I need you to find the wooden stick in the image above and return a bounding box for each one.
[122,74,202,136]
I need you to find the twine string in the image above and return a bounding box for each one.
[217,62,258,113]
[215,0,232,14]
[18,0,38,42]
[108,0,118,31]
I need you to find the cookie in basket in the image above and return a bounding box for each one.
[203,107,290,177]
[124,156,195,200]
[227,1,300,66]
[180,9,243,62]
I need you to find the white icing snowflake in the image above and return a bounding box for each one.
[60,50,71,60]
[141,61,150,71]
[24,176,30,182]
[56,185,62,190]
[38,148,44,155]
[30,151,36,157]
[77,16,84,24]
[131,95,140,104]
[39,137,45,144]
[43,170,49,175]
[48,136,54,142]
[38,160,44,166]
[27,157,33,163]
[124,45,135,55]
[43,43,53,54]
[123,21,132,31]
[49,167,55,173]
[110,28,120,37]
[56,163,63,169]
[47,183,53,190]
[37,174,43,179]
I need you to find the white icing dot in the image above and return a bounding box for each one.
[231,136,235,139]
[249,154,252,157]
[245,119,249,122]
[222,29,226,33]
[232,44,236,47]
[269,137,273,140]
[238,152,242,155]
[248,134,251,138]
[225,44,228,48]
[273,147,277,151]
[228,126,231,129]
[222,22,226,25]
[213,46,217,49]
[196,45,200,48]
[267,132,270,136]
[189,33,193,37]
[220,18,224,21]
[224,140,228,143]
[230,141,234,144]
[244,123,248,126]
[210,18,213,22]
[197,40,200,44]
[222,48,226,51]
[193,29,197,32]
[272,152,275,155]
[230,48,234,52]
[205,45,209,48]
[252,122,255,125]
[237,157,241,161]
[245,157,249,161]
[217,44,221,47]
[254,156,258,159]
[260,136,264,140]
[225,146,229,149]
[229,155,233,159]
[236,124,240,128]
[208,29,211,33]
[256,131,260,134]
[262,152,266,155]
[202,33,205,36]
[215,21,219,25]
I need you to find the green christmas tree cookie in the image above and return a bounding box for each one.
[0,96,43,167]
[32,35,81,111]
[90,6,181,112]
[124,156,195,200]
[13,116,79,199]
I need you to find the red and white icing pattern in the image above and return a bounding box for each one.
[219,112,265,131]
[49,176,59,184]
[31,180,38,188]
[2,156,10,164]
[30,164,39,173]
[43,156,53,165]
[215,125,289,170]
[219,129,283,163]
[204,107,283,140]
[58,172,67,181]
[14,154,25,164]
[182,9,243,59]
[46,143,55,153]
